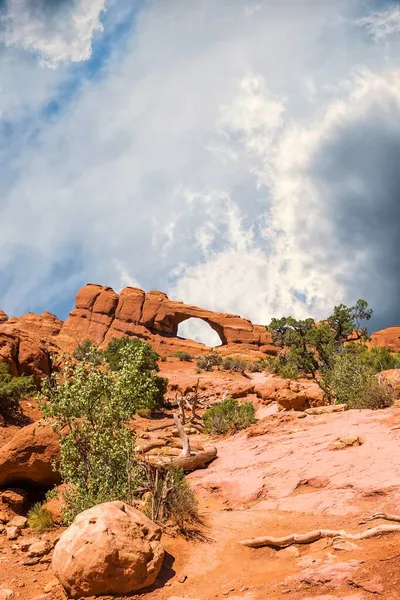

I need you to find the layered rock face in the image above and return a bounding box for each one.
[0,312,62,381]
[1,282,400,379]
[57,284,276,354]
[370,326,400,353]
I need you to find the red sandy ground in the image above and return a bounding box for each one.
[2,359,400,600]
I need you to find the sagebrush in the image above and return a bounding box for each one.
[196,353,222,371]
[173,351,193,362]
[203,397,256,434]
[141,464,198,531]
[27,503,54,533]
[323,352,396,409]
[73,339,104,365]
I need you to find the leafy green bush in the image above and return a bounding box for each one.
[267,300,372,386]
[40,359,149,523]
[277,361,300,379]
[0,363,35,418]
[196,352,222,371]
[203,398,256,435]
[27,503,54,533]
[105,337,167,410]
[115,346,167,412]
[221,357,247,374]
[173,351,193,362]
[359,345,400,373]
[73,339,104,365]
[105,336,158,371]
[323,352,395,409]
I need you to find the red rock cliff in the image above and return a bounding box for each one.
[2,283,400,379]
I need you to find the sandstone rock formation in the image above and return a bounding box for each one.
[52,501,164,597]
[1,282,400,380]
[0,422,60,488]
[370,326,400,352]
[256,377,325,411]
[0,311,62,381]
[58,283,276,354]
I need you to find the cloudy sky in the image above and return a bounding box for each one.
[0,0,400,344]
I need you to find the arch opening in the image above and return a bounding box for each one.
[177,318,223,347]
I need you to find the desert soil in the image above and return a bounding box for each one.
[2,360,400,600]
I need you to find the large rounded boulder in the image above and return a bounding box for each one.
[52,501,165,597]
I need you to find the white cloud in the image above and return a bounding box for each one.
[358,5,400,41]
[2,0,106,66]
[111,260,142,292]
[1,0,400,343]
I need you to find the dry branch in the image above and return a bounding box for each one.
[240,523,400,548]
[361,512,400,524]
[148,447,217,471]
[174,413,191,457]
[136,439,167,454]
[167,447,217,471]
[146,422,175,432]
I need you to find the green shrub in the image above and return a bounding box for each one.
[359,345,400,373]
[115,346,167,412]
[73,339,104,365]
[40,358,152,523]
[246,359,268,373]
[105,336,158,371]
[203,398,256,435]
[173,351,193,362]
[0,363,35,418]
[196,353,222,371]
[323,352,396,409]
[105,337,167,410]
[27,503,54,533]
[277,361,300,379]
[221,357,247,374]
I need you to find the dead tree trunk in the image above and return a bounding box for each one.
[173,413,191,457]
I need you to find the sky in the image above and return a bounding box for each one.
[1,0,400,345]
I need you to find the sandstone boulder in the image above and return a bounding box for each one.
[52,501,164,597]
[277,382,325,411]
[0,328,51,381]
[378,369,400,392]
[0,422,60,488]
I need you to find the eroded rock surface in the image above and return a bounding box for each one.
[0,422,60,488]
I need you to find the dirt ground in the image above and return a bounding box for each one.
[2,359,400,600]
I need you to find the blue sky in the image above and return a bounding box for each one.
[1,0,400,343]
